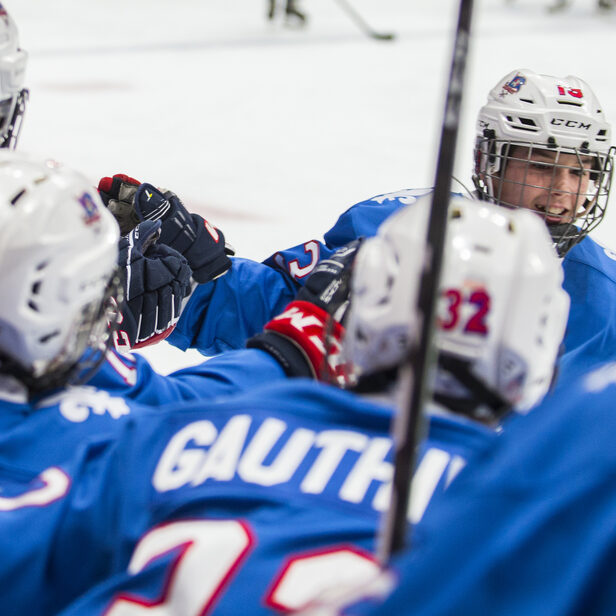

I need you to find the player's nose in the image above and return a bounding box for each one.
[551,166,580,197]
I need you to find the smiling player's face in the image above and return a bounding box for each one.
[494,146,594,224]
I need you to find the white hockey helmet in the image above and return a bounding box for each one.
[473,69,614,256]
[0,151,120,393]
[0,7,27,149]
[344,195,569,419]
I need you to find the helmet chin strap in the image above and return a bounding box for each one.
[434,353,510,424]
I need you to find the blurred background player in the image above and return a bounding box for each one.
[0,3,28,149]
[41,196,568,616]
[267,0,307,24]
[547,0,614,12]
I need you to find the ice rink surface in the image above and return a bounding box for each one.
[9,0,616,372]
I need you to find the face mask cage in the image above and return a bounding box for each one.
[473,135,615,256]
[0,269,124,397]
[0,88,28,150]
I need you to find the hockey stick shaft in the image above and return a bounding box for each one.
[332,0,395,40]
[378,0,474,562]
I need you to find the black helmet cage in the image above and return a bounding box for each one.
[473,131,615,256]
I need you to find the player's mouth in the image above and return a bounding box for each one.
[534,203,571,224]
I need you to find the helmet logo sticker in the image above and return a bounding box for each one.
[500,74,526,97]
[0,4,7,26]
[78,192,101,225]
[550,118,591,130]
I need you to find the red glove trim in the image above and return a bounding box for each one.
[130,326,175,350]
[98,174,140,194]
[264,300,349,384]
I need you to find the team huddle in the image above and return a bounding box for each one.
[0,4,615,616]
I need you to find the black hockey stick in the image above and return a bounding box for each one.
[378,0,474,562]
[332,0,395,41]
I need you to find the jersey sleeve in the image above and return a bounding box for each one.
[262,190,427,286]
[167,257,299,355]
[88,347,287,406]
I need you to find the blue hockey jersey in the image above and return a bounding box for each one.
[336,361,616,616]
[0,380,495,616]
[168,189,616,383]
[0,347,287,616]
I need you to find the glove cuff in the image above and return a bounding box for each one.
[188,215,232,282]
[249,300,348,383]
[247,332,315,378]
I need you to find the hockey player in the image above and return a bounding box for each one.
[324,367,616,616]
[0,150,379,614]
[0,6,218,356]
[0,4,28,149]
[20,196,564,616]
[267,0,307,24]
[0,149,351,459]
[0,150,254,409]
[547,0,614,12]
[106,69,608,385]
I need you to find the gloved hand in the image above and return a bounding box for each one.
[114,220,193,351]
[99,174,234,283]
[247,240,362,385]
[97,173,141,235]
[295,239,361,323]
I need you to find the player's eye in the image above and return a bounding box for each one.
[530,161,552,171]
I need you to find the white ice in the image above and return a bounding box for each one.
[10,0,616,373]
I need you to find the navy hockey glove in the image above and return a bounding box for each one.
[295,239,362,322]
[99,174,234,283]
[247,240,362,384]
[97,173,141,235]
[114,220,193,351]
